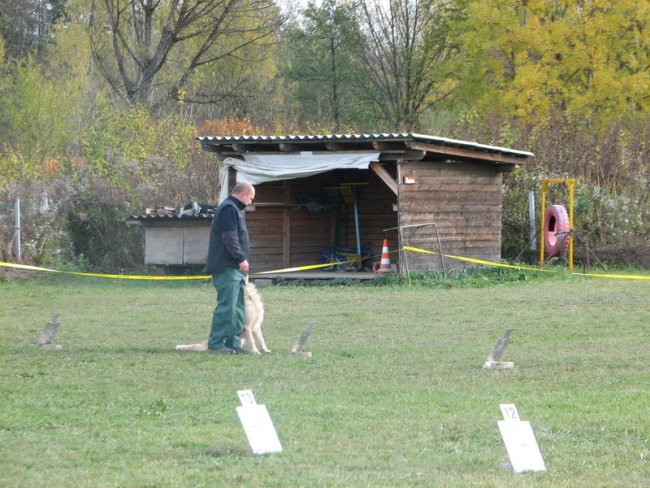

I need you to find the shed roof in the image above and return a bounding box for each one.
[197,133,534,166]
[129,213,213,222]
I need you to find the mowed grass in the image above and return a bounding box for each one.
[0,272,648,487]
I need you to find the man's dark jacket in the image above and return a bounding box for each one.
[205,195,250,274]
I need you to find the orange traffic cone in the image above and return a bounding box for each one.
[375,239,393,273]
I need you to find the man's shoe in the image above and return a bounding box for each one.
[232,348,253,355]
[207,347,236,355]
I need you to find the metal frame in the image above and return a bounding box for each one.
[384,222,447,284]
[539,178,575,272]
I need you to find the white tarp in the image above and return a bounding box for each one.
[219,152,380,201]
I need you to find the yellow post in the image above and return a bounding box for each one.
[567,179,575,273]
[539,181,547,267]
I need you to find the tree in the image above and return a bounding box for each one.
[355,0,459,130]
[0,1,110,184]
[0,0,68,60]
[88,0,286,108]
[283,0,372,131]
[454,0,650,127]
[0,59,78,183]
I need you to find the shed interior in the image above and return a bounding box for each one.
[248,167,398,273]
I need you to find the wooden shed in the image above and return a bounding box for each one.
[197,133,533,275]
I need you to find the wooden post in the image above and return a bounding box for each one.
[483,329,514,369]
[38,314,62,349]
[290,322,314,357]
[282,180,291,268]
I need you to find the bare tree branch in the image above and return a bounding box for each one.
[88,0,286,107]
[356,0,455,130]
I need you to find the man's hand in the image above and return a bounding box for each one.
[239,260,250,272]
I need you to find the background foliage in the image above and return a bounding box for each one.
[0,0,648,269]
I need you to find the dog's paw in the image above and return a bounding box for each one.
[262,349,272,354]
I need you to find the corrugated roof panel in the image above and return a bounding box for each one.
[196,133,534,158]
[129,214,213,221]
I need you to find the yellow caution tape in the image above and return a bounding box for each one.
[402,246,550,272]
[570,272,650,281]
[0,258,357,280]
[402,245,650,280]
[3,248,648,281]
[0,261,210,280]
[253,260,355,274]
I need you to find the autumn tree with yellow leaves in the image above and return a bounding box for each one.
[454,0,648,126]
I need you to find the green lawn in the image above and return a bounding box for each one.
[0,273,648,487]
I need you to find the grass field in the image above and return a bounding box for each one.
[0,271,648,487]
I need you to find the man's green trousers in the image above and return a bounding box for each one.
[208,268,246,350]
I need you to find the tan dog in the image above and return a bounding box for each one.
[176,280,271,354]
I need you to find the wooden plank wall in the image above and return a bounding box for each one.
[398,161,503,272]
[245,180,287,272]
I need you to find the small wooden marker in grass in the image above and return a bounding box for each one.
[37,314,62,350]
[483,328,514,369]
[290,322,314,358]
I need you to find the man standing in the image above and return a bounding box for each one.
[205,182,255,355]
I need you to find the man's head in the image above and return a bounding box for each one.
[232,182,255,206]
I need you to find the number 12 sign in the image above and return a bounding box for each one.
[498,404,546,473]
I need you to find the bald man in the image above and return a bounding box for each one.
[205,182,255,355]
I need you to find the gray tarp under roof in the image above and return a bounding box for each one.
[218,152,380,201]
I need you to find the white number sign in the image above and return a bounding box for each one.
[236,390,282,455]
[497,404,546,473]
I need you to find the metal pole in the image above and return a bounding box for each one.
[528,191,536,251]
[431,223,447,278]
[15,198,21,262]
[398,225,410,285]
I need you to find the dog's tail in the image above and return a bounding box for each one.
[175,341,208,352]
